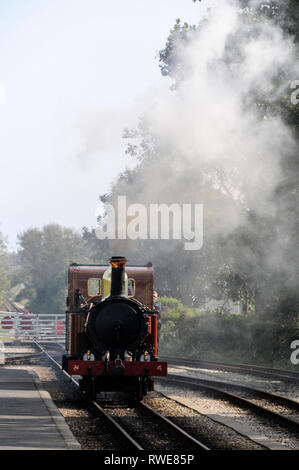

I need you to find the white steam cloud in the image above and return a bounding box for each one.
[91,0,299,279]
[139,0,298,221]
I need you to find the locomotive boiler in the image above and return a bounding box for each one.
[62,256,167,400]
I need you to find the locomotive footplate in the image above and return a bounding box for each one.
[67,359,167,377]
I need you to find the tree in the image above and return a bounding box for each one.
[88,1,299,329]
[16,224,90,314]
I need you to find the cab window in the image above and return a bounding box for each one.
[87,278,101,297]
[128,278,135,297]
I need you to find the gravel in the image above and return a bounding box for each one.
[167,364,299,401]
[145,391,265,450]
[107,403,188,450]
[2,342,298,451]
[154,380,299,450]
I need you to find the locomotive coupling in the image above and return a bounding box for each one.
[111,356,125,376]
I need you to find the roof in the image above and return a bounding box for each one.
[69,264,154,273]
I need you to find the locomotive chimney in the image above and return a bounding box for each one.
[109,256,128,297]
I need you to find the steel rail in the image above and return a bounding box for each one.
[162,356,299,383]
[33,340,79,386]
[33,341,144,449]
[164,374,299,412]
[92,401,144,450]
[34,341,210,450]
[3,299,24,313]
[3,351,44,364]
[156,375,299,434]
[138,401,210,451]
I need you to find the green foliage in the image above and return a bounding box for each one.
[213,264,255,314]
[16,224,90,314]
[238,1,299,42]
[160,296,195,320]
[159,18,197,80]
[159,297,298,367]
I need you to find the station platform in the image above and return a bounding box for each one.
[0,368,81,450]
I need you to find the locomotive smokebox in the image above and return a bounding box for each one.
[109,256,128,297]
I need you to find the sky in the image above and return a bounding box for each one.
[0,0,211,250]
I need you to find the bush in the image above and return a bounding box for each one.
[158,297,297,368]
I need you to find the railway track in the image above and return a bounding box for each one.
[5,341,298,449]
[3,351,44,364]
[92,400,209,451]
[2,299,24,313]
[1,341,64,365]
[156,374,299,438]
[33,341,210,451]
[162,356,299,383]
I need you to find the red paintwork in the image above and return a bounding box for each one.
[1,316,13,330]
[68,360,167,377]
[67,263,156,356]
[68,265,154,311]
[20,314,33,330]
[53,321,65,335]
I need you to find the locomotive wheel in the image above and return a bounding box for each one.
[80,376,97,401]
[142,378,148,397]
[137,382,143,401]
[128,380,143,403]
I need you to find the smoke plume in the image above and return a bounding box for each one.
[98,0,299,312]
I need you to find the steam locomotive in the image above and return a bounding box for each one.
[62,256,167,400]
